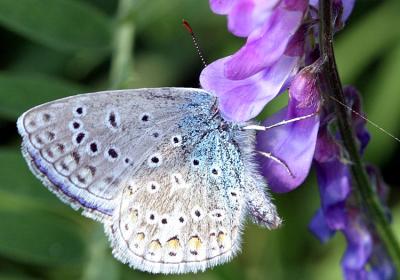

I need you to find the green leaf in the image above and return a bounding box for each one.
[0,0,112,52]
[8,43,70,76]
[0,149,66,209]
[0,73,84,119]
[81,225,120,280]
[335,1,400,84]
[0,207,85,266]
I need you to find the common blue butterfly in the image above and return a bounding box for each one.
[17,87,281,274]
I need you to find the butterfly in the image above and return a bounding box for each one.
[17,87,281,274]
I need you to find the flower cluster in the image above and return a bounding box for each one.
[309,86,395,279]
[201,0,396,279]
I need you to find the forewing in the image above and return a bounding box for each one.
[17,87,209,221]
[105,125,248,274]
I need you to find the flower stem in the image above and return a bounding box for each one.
[110,0,136,88]
[318,0,400,271]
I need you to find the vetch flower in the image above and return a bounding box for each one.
[309,88,396,279]
[200,55,299,122]
[256,64,321,192]
[202,0,308,122]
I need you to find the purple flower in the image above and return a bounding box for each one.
[209,0,282,37]
[202,0,308,122]
[256,64,320,192]
[200,55,299,122]
[224,0,307,80]
[309,88,396,279]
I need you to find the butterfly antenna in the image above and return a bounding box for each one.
[328,95,400,143]
[257,151,295,178]
[243,112,318,131]
[182,19,208,68]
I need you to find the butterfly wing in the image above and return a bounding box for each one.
[17,87,209,220]
[18,87,281,273]
[103,104,271,273]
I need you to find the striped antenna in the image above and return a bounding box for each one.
[182,19,207,67]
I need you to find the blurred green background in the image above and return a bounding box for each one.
[0,0,399,279]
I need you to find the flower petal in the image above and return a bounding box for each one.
[342,217,372,270]
[227,0,279,37]
[341,0,356,22]
[344,86,370,154]
[209,0,237,14]
[228,0,258,37]
[225,0,306,79]
[200,55,298,122]
[256,97,319,192]
[309,209,336,242]
[315,161,351,211]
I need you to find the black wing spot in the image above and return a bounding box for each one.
[75,132,85,144]
[90,142,98,153]
[141,114,149,122]
[76,107,83,115]
[42,113,51,122]
[152,131,160,138]
[108,111,119,128]
[108,148,118,159]
[57,143,65,153]
[47,131,55,141]
[72,152,80,164]
[73,122,80,129]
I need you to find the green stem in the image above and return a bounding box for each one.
[318,0,400,272]
[109,0,136,88]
